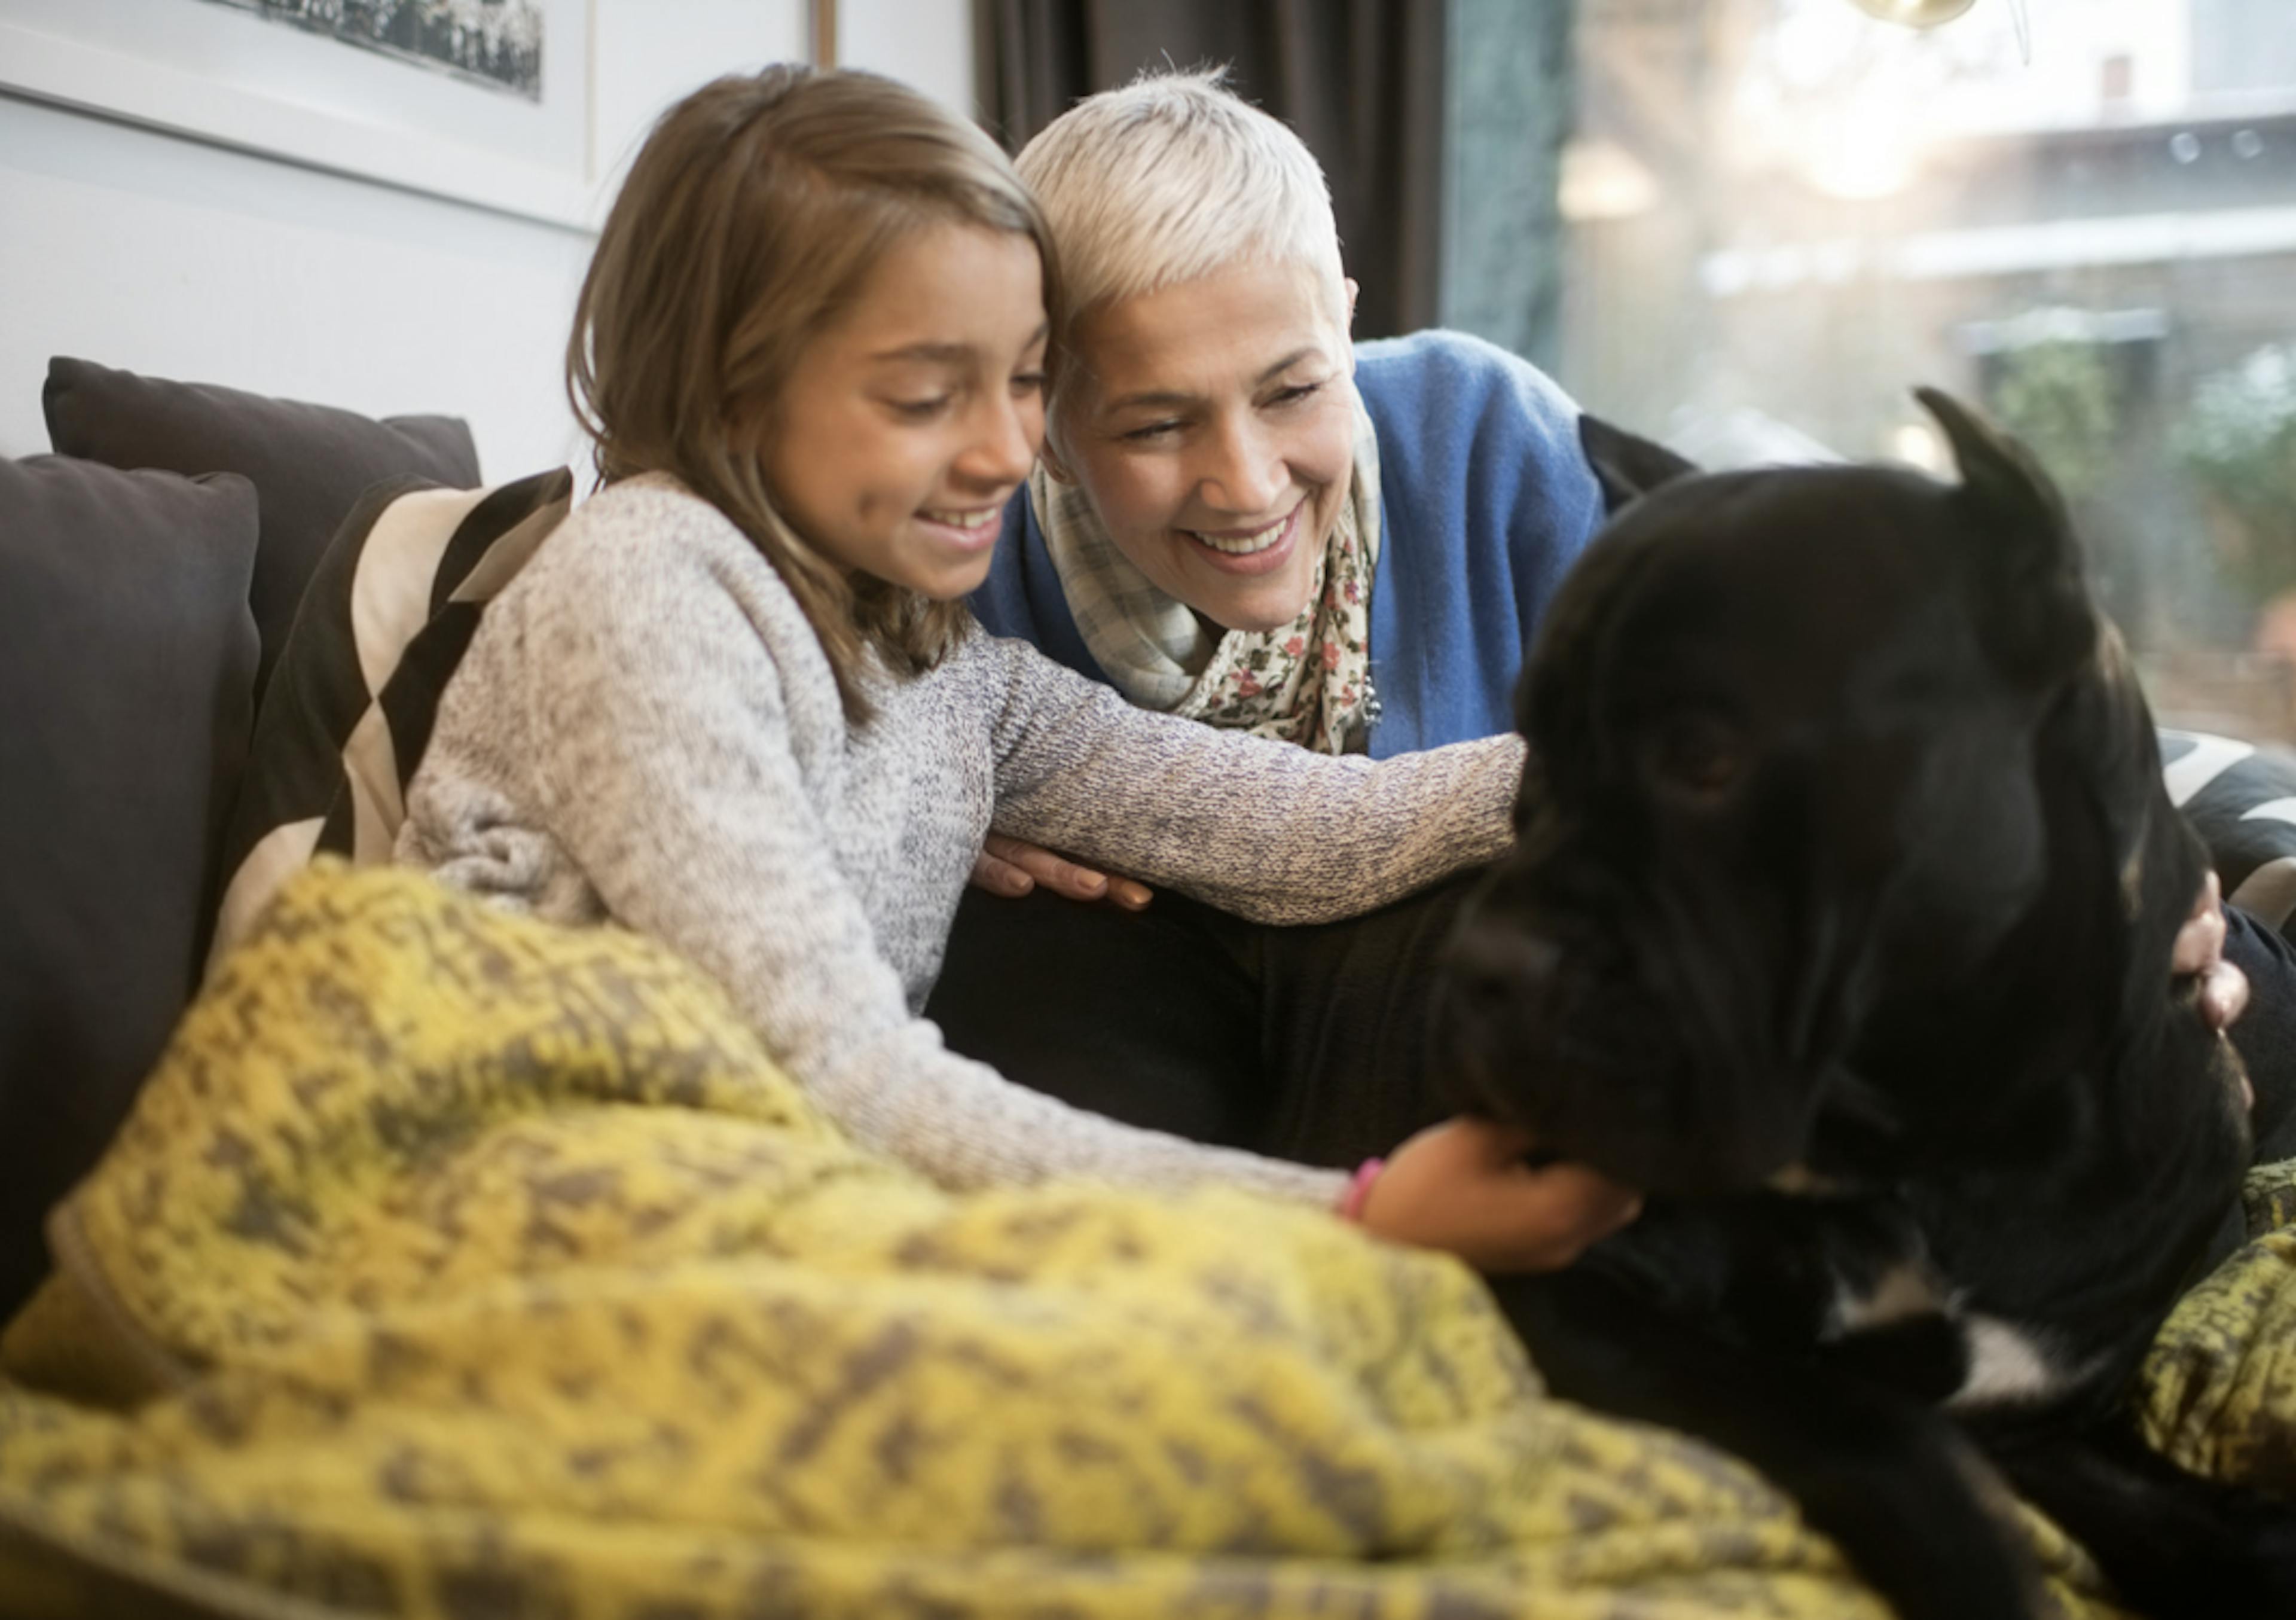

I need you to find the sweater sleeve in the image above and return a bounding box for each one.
[464,517,1347,1208]
[1355,331,1605,755]
[979,635,1526,924]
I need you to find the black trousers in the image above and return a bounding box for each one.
[927,875,2296,1175]
[924,872,1485,1171]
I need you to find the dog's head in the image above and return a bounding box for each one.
[1443,389,2203,1194]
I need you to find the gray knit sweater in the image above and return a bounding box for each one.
[399,475,1525,1207]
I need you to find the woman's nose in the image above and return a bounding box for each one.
[1196,417,1284,515]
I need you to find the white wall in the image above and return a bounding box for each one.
[590,0,813,217]
[0,91,596,474]
[0,0,973,475]
[839,0,979,119]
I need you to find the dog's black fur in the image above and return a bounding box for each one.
[1441,391,2296,1620]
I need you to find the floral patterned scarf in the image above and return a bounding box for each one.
[1033,394,1384,754]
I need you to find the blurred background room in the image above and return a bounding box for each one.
[981,0,2296,739]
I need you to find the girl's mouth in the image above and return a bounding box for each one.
[917,505,1004,549]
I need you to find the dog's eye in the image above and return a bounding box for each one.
[1648,714,1747,801]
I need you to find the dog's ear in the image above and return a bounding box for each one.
[1916,386,2097,688]
[1578,414,1701,517]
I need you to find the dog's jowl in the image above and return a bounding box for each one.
[1443,389,2296,1620]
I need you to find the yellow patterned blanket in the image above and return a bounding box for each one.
[1,865,2292,1619]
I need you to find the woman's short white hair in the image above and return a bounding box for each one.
[1016,68,1347,344]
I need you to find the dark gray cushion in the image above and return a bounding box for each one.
[42,357,481,702]
[0,454,259,1321]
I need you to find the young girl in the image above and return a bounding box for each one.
[398,65,1639,1271]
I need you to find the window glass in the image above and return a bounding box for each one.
[1563,0,2296,740]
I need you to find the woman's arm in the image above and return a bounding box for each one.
[981,635,1524,926]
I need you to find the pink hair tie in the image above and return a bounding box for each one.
[1338,1157,1386,1223]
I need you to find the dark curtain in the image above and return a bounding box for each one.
[975,0,1449,340]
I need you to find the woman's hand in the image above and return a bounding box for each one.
[969,832,1154,909]
[2175,869,2249,1033]
[1358,1116,1643,1273]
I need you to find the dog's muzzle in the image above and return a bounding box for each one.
[1441,885,1817,1195]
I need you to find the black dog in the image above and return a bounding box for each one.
[1441,390,2296,1620]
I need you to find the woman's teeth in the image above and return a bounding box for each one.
[923,508,999,531]
[1191,510,1291,556]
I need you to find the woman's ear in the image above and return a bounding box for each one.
[1344,277,1360,331]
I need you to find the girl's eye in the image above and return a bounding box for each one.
[1012,371,1046,396]
[890,396,953,420]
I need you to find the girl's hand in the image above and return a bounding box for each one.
[2174,870,2249,1033]
[969,833,1154,909]
[1359,1116,1643,1273]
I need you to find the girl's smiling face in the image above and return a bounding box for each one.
[1048,259,1357,634]
[762,222,1048,600]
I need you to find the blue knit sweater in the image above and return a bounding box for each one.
[967,330,1605,757]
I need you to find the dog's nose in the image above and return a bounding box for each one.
[1445,922,1565,1014]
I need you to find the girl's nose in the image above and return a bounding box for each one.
[960,390,1039,488]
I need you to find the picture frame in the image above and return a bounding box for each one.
[0,0,596,228]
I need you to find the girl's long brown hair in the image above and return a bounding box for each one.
[569,65,1056,723]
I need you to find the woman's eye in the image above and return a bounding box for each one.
[1266,382,1324,408]
[1120,420,1181,443]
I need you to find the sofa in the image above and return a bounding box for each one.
[8,358,2296,1620]
[0,358,515,1327]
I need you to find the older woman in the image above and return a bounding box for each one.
[924,71,1606,1197]
[971,70,1595,770]
[927,70,2266,1228]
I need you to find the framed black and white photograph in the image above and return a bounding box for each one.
[194,1,549,101]
[0,0,594,225]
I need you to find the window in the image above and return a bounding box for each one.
[1562,0,2296,740]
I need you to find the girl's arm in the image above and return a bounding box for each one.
[981,636,1525,926]
[476,511,1345,1206]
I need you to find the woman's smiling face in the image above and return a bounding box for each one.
[762,221,1048,602]
[1050,260,1357,633]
